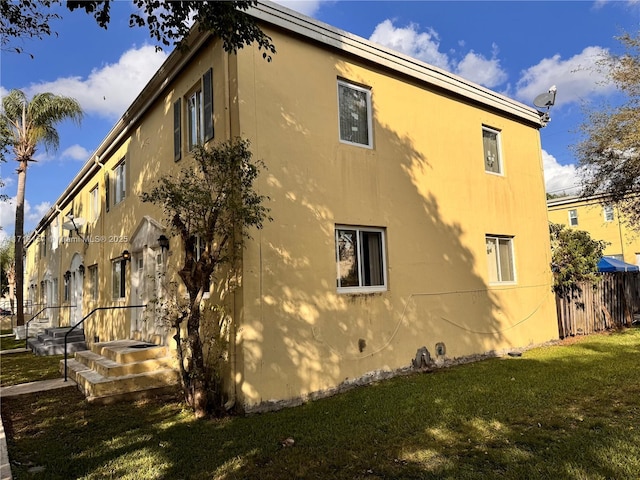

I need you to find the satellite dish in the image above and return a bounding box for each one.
[534,91,556,109]
[62,217,86,230]
[533,85,557,127]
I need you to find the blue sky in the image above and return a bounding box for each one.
[1,0,638,239]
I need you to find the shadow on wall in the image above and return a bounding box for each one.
[232,52,553,408]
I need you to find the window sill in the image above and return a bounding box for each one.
[338,139,374,149]
[337,287,387,295]
[488,281,517,287]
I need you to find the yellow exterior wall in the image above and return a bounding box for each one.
[233,25,558,408]
[24,37,232,345]
[24,5,558,411]
[548,196,640,265]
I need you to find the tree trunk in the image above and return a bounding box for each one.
[14,160,27,327]
[187,299,209,418]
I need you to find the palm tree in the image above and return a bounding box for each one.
[1,89,82,327]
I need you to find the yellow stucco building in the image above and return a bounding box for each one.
[547,195,640,265]
[24,2,558,411]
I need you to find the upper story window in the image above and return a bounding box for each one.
[90,186,99,222]
[336,226,387,293]
[188,89,204,151]
[105,159,126,212]
[482,126,502,174]
[175,68,214,159]
[337,80,373,148]
[114,161,126,205]
[38,235,46,258]
[604,205,614,222]
[568,209,578,226]
[486,235,516,283]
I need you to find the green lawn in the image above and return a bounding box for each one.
[2,328,640,479]
[0,329,24,351]
[0,352,63,386]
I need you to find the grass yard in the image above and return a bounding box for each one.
[0,352,64,387]
[2,328,640,479]
[0,329,24,351]
[1,330,63,386]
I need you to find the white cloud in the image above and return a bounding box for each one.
[22,45,168,121]
[456,47,508,88]
[542,150,581,195]
[28,201,51,223]
[61,145,90,162]
[370,20,451,71]
[0,198,15,234]
[514,46,614,107]
[368,20,508,89]
[272,0,331,16]
[0,197,51,236]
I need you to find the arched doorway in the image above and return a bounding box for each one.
[129,216,168,343]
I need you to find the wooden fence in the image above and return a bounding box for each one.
[556,272,640,338]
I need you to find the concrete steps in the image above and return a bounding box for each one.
[27,327,87,356]
[61,339,179,403]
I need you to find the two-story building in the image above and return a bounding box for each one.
[25,1,559,411]
[548,194,640,265]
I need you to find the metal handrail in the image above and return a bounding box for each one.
[64,305,146,381]
[24,305,76,349]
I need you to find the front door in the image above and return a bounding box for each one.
[132,253,144,335]
[131,247,164,342]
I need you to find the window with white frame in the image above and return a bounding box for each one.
[187,89,204,151]
[52,278,58,306]
[51,217,59,251]
[90,185,99,222]
[338,80,373,148]
[482,126,502,174]
[568,209,578,226]
[114,160,126,205]
[486,235,516,283]
[63,276,69,302]
[192,235,205,261]
[335,226,387,292]
[184,68,214,153]
[604,205,614,222]
[112,260,126,299]
[89,265,98,301]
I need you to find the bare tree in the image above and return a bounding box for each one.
[576,32,640,226]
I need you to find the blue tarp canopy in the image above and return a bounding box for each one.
[597,257,640,272]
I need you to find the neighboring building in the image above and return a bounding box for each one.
[25,2,558,411]
[547,195,640,265]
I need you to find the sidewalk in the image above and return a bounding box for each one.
[0,378,77,479]
[0,349,28,356]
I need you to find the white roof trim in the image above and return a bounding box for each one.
[251,1,541,125]
[29,1,542,244]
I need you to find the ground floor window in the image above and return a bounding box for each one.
[89,265,98,301]
[336,226,387,292]
[486,235,516,283]
[112,260,126,299]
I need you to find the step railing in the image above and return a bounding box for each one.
[64,305,146,381]
[24,305,76,349]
